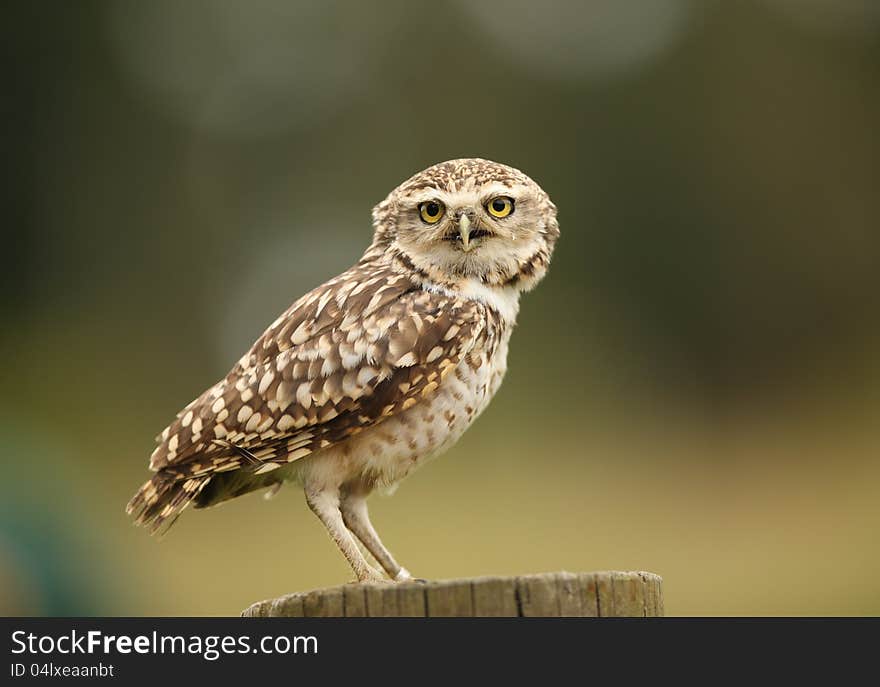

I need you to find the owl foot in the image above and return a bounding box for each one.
[355,568,392,584]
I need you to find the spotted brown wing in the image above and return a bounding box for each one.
[127,265,485,532]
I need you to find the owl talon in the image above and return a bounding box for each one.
[356,575,392,585]
[393,570,427,583]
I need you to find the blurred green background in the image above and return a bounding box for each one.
[2,0,879,616]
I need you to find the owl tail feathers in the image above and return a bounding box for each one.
[126,472,212,536]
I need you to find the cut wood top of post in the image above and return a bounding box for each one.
[242,570,663,618]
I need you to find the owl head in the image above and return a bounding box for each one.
[370,158,559,291]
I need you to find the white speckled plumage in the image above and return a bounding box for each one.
[128,158,558,582]
[295,310,511,495]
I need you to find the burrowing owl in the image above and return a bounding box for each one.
[128,158,559,582]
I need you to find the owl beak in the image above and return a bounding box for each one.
[458,214,473,252]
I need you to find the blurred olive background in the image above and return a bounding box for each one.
[2,0,879,616]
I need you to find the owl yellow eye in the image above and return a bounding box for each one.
[486,196,514,218]
[418,201,445,224]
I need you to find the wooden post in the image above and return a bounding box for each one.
[242,571,663,617]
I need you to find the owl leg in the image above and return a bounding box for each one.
[340,491,412,582]
[304,487,386,583]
